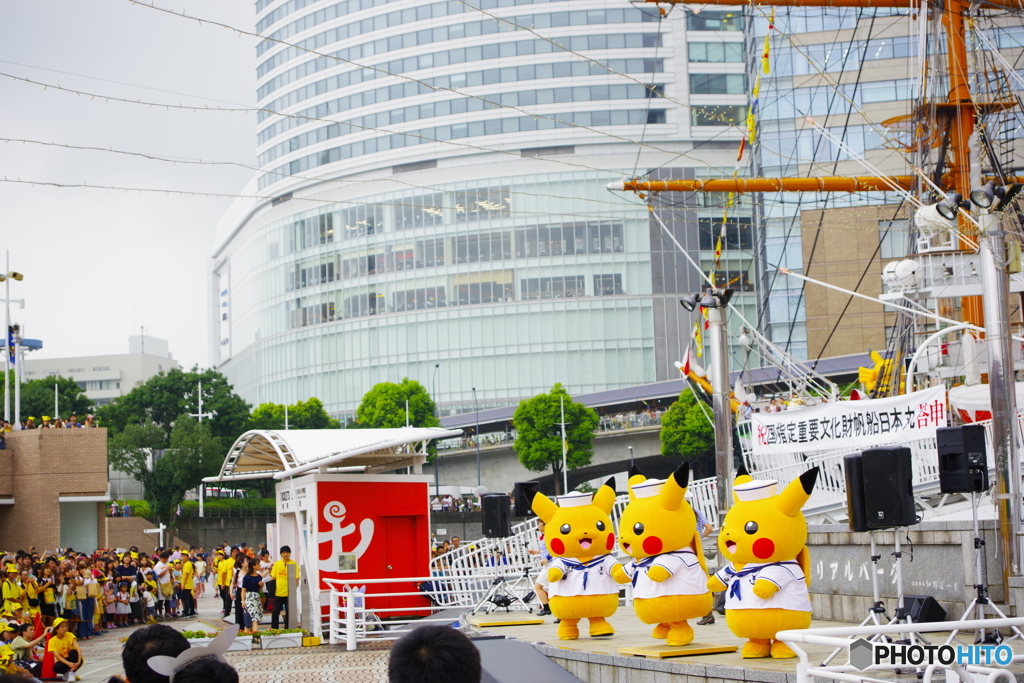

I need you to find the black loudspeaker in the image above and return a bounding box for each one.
[862,447,917,529]
[937,425,990,494]
[482,493,512,538]
[513,482,539,518]
[901,595,947,623]
[844,453,869,532]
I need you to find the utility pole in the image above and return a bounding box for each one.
[189,380,215,519]
[556,395,570,496]
[707,305,734,516]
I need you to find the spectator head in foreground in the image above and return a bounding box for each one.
[173,659,239,683]
[117,624,190,683]
[388,626,481,683]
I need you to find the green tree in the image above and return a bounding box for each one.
[659,388,714,460]
[0,374,93,422]
[354,378,440,429]
[107,416,222,525]
[246,397,340,431]
[96,366,249,451]
[513,383,599,495]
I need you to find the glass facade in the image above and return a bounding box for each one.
[217,0,755,420]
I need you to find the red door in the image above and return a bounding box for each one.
[382,516,429,613]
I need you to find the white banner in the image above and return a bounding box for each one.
[750,387,947,455]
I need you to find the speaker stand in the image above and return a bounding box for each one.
[821,530,889,665]
[472,568,536,615]
[944,491,1024,646]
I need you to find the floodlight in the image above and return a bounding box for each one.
[699,291,718,308]
[935,193,963,220]
[914,202,957,235]
[679,294,699,312]
[971,181,997,209]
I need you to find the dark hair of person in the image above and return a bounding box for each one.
[280,545,291,554]
[15,623,32,636]
[388,626,481,683]
[174,658,239,683]
[122,624,191,683]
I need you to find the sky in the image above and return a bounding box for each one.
[0,1,257,369]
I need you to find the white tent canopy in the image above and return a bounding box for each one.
[206,427,462,482]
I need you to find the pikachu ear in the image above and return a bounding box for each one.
[733,463,753,503]
[627,466,647,502]
[658,463,689,511]
[531,490,558,523]
[777,467,819,517]
[593,478,617,514]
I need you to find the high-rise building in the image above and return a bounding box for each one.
[212,0,760,420]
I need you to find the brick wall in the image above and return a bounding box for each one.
[0,429,109,550]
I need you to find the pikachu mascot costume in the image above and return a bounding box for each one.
[708,466,819,659]
[530,478,620,640]
[610,463,713,646]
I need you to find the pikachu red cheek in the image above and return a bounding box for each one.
[550,538,565,555]
[642,536,663,555]
[605,533,615,551]
[752,538,775,559]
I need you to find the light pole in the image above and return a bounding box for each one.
[628,446,634,467]
[472,387,481,487]
[432,364,440,496]
[681,287,735,517]
[1,254,25,426]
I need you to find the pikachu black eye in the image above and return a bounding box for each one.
[560,524,571,535]
[596,520,606,531]
[744,521,759,535]
[633,522,645,535]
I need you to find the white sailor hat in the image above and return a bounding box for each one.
[631,479,665,499]
[557,491,594,508]
[734,479,778,502]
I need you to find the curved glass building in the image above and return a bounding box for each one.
[211,0,756,420]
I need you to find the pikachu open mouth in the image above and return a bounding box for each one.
[725,540,737,554]
[579,537,593,550]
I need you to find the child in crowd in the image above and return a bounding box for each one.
[115,582,131,627]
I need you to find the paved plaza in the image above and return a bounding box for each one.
[74,588,391,683]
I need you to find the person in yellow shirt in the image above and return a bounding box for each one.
[180,555,195,617]
[217,552,235,618]
[48,618,83,679]
[1,566,21,615]
[270,546,300,629]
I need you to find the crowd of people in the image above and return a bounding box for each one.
[0,415,98,433]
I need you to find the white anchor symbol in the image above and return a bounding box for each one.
[318,500,374,572]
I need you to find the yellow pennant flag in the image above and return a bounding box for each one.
[693,320,704,357]
[715,235,723,260]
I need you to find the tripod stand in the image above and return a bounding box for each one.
[472,567,536,614]
[944,490,1024,645]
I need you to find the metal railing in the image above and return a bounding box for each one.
[778,617,1024,683]
[325,574,498,650]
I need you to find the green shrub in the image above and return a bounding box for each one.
[181,498,275,511]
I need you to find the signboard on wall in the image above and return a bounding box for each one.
[750,386,947,456]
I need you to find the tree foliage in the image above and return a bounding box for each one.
[96,366,249,450]
[659,388,714,460]
[246,397,340,431]
[0,373,94,422]
[513,384,599,495]
[354,378,440,429]
[107,415,222,524]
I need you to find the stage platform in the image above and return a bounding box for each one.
[467,610,1024,683]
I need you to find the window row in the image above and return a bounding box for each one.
[285,222,625,286]
[258,31,661,123]
[258,34,663,143]
[758,78,916,121]
[690,105,745,127]
[771,35,919,77]
[687,10,744,31]
[698,217,754,250]
[257,0,567,52]
[287,270,626,326]
[259,81,664,164]
[688,41,744,63]
[257,7,657,99]
[689,73,746,95]
[259,109,667,189]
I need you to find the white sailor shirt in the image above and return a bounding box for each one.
[624,549,709,599]
[547,555,620,597]
[715,561,811,611]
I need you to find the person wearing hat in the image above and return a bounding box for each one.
[1,566,21,615]
[40,416,52,429]
[48,617,83,680]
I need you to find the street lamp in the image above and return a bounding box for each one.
[472,387,481,487]
[0,253,25,426]
[627,446,634,467]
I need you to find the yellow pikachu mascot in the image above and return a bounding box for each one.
[529,478,620,640]
[610,463,713,646]
[708,466,819,659]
